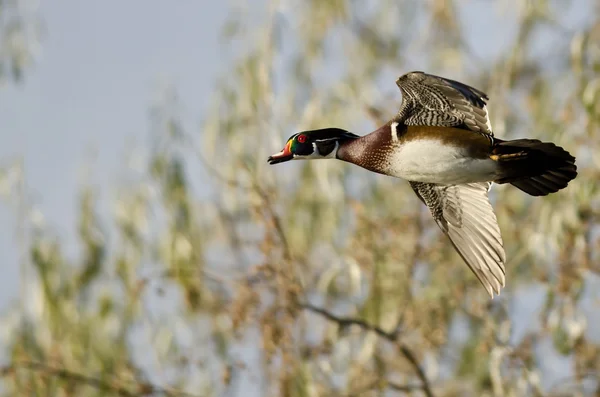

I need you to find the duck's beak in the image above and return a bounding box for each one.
[268,140,293,165]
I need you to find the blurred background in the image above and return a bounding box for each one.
[1,0,599,396]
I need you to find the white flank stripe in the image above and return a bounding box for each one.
[390,121,399,142]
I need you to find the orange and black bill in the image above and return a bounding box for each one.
[268,139,293,164]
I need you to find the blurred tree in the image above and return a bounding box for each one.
[1,0,600,396]
[0,0,42,83]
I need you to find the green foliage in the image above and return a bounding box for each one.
[2,1,600,396]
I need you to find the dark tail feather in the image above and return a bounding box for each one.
[492,139,577,196]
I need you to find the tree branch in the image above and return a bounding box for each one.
[344,379,429,396]
[388,381,433,393]
[299,302,435,397]
[252,180,292,261]
[299,302,399,340]
[1,361,201,397]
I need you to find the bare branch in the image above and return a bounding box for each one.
[343,379,427,396]
[388,381,432,393]
[1,361,202,397]
[249,171,293,262]
[299,302,435,397]
[299,301,399,340]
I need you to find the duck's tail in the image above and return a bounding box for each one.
[491,138,577,196]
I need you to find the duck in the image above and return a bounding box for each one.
[268,71,577,298]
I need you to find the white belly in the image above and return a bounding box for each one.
[384,139,498,184]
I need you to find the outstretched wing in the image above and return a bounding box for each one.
[396,71,493,136]
[410,181,506,297]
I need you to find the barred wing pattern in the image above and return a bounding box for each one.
[396,71,493,136]
[410,181,506,297]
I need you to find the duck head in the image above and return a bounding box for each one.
[268,128,359,165]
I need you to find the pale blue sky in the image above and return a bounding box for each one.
[0,1,229,309]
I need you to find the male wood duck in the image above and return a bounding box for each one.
[268,71,577,298]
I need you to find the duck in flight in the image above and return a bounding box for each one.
[268,71,577,298]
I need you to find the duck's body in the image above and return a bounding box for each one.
[268,71,578,298]
[339,124,497,184]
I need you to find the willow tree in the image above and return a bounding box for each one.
[2,1,600,396]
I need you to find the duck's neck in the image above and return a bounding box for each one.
[336,122,394,173]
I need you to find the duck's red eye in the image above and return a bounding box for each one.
[297,134,307,143]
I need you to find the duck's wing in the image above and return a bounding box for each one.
[410,181,506,297]
[396,71,493,136]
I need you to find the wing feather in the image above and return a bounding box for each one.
[410,181,506,297]
[396,71,494,136]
